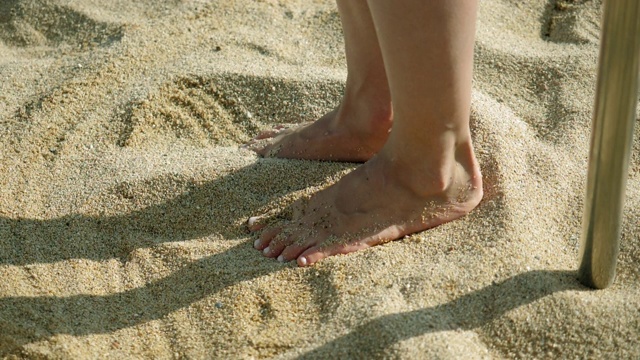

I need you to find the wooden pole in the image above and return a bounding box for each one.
[578,0,640,289]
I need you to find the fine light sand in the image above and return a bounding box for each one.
[1,0,639,358]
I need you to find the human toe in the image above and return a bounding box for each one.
[297,241,370,267]
[253,125,288,140]
[254,227,280,250]
[247,216,267,232]
[278,238,318,262]
[261,236,289,258]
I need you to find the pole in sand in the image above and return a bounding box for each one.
[578,0,640,289]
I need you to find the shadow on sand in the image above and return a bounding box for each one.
[0,157,588,357]
[1,262,585,357]
[297,269,586,358]
[0,158,349,266]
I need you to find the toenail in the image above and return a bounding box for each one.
[254,239,260,249]
[298,256,307,266]
[277,255,284,262]
[263,246,270,254]
[248,216,260,227]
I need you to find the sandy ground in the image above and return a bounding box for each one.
[1,0,639,358]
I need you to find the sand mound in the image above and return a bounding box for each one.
[0,0,123,50]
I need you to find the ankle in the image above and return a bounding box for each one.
[380,135,480,197]
[336,91,392,136]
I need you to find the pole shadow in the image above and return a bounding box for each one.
[0,264,586,357]
[296,269,586,359]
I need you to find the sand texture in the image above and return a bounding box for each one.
[1,0,639,358]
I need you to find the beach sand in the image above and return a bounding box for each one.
[1,0,639,358]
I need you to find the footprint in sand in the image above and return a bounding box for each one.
[543,0,602,44]
[117,74,342,149]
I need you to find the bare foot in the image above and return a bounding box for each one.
[246,98,392,162]
[250,141,483,266]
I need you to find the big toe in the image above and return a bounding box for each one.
[297,241,371,267]
[247,134,290,157]
[247,216,268,232]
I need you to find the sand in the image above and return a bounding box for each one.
[1,0,639,358]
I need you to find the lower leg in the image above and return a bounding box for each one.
[337,0,391,131]
[252,0,482,266]
[367,0,480,194]
[248,0,392,162]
